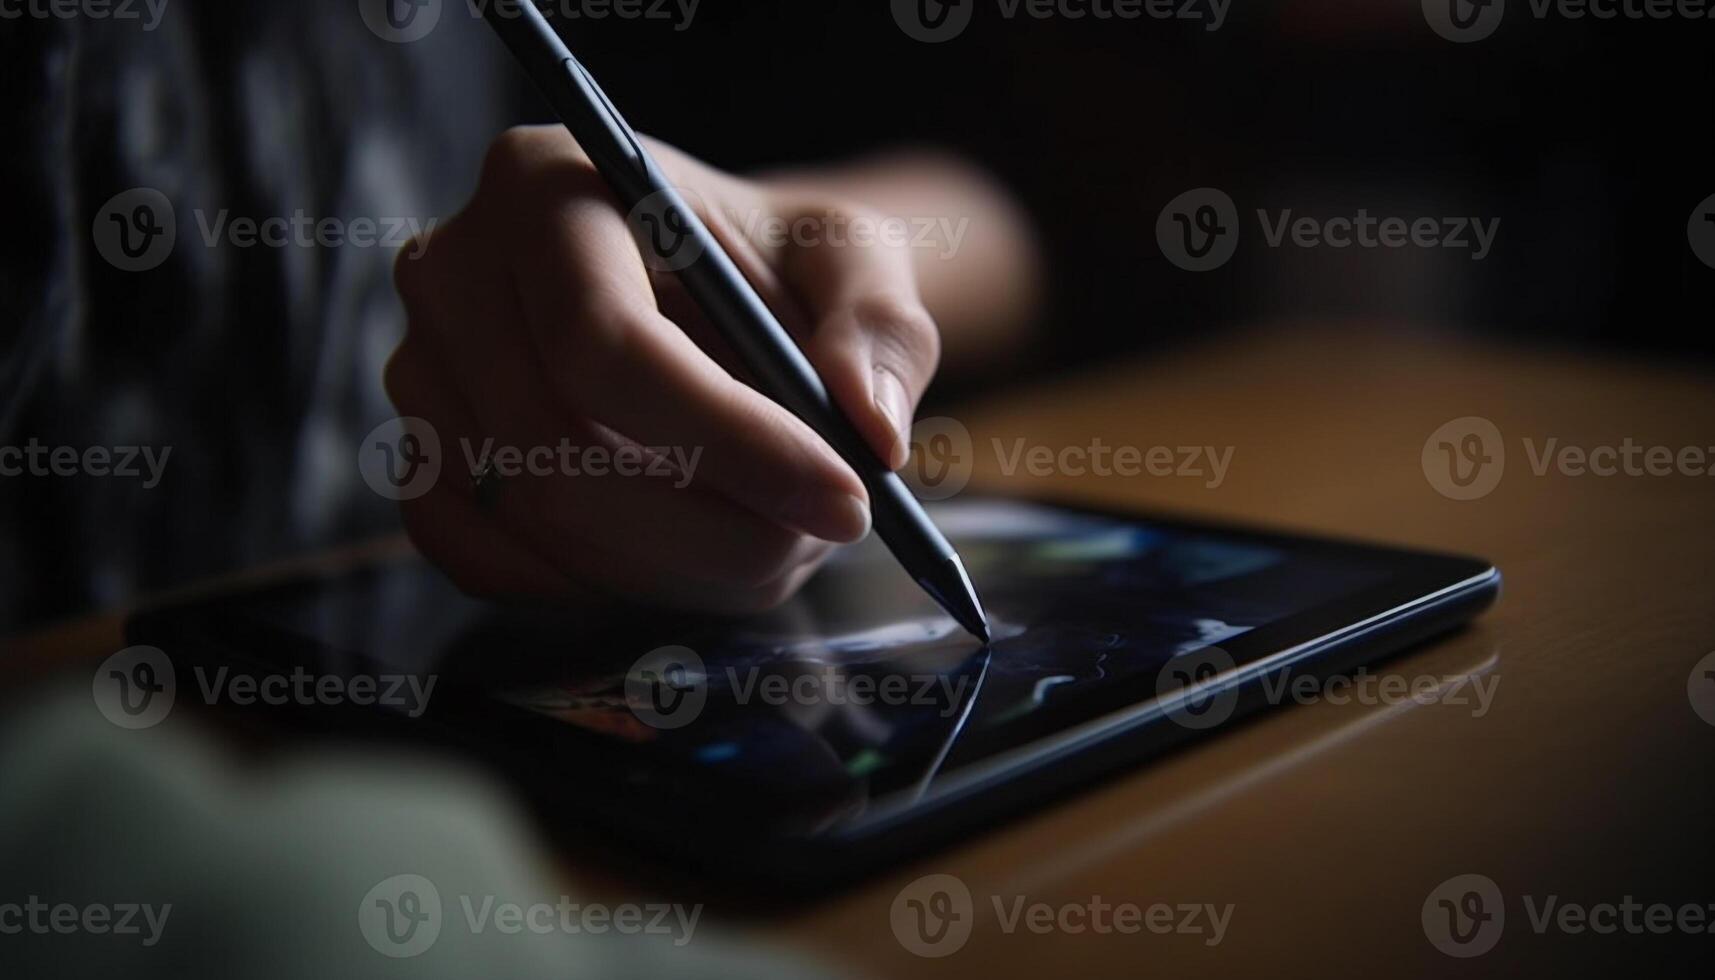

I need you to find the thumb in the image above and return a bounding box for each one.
[781,203,943,471]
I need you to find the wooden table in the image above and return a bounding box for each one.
[9,326,1715,976]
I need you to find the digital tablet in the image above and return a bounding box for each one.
[126,497,1499,889]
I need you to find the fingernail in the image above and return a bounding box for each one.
[834,493,873,543]
[781,490,872,544]
[873,367,913,470]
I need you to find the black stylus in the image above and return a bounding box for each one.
[478,1,991,642]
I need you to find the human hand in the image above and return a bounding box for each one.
[385,126,945,612]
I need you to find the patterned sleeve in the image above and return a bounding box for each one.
[0,1,511,630]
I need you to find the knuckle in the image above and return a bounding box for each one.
[851,293,942,370]
[480,127,550,186]
[544,306,643,391]
[392,226,448,306]
[481,126,598,198]
[798,194,882,230]
[392,220,457,307]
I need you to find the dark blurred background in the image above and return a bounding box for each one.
[3,0,1711,631]
[577,0,1714,364]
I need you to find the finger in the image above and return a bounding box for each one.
[383,344,582,600]
[473,408,842,597]
[774,199,942,471]
[392,253,847,598]
[642,137,815,341]
[397,308,838,595]
[400,480,578,601]
[481,145,870,543]
[390,337,836,610]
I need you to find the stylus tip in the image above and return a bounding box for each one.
[921,554,991,644]
[952,603,991,645]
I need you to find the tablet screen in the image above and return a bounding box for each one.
[477,499,1395,826]
[141,498,1492,852]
